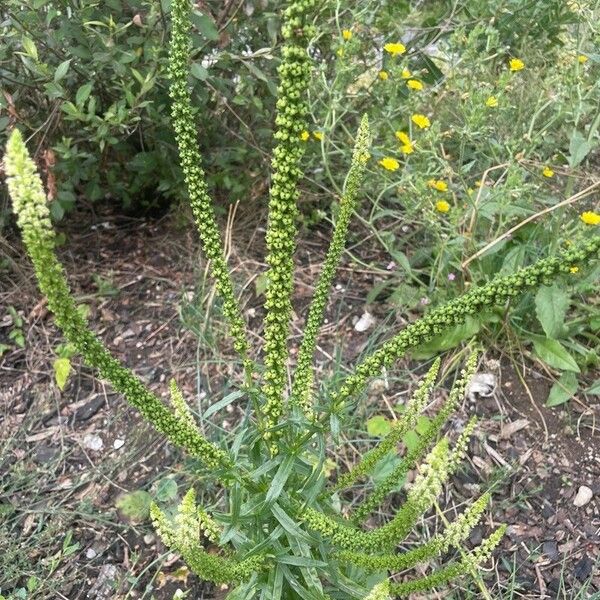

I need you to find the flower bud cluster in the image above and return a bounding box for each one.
[169,0,251,370]
[151,491,265,584]
[5,129,232,474]
[261,0,317,447]
[363,582,391,600]
[291,115,371,418]
[351,354,477,523]
[333,357,440,492]
[334,238,600,412]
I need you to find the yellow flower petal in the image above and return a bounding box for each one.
[542,166,554,178]
[401,68,411,78]
[509,58,525,71]
[379,157,400,171]
[578,54,588,64]
[406,79,423,90]
[400,143,414,154]
[428,179,448,192]
[300,130,310,141]
[580,211,600,225]
[313,131,324,141]
[384,42,406,56]
[378,70,389,80]
[485,95,498,108]
[435,200,450,213]
[570,266,579,274]
[411,113,431,129]
[342,29,352,41]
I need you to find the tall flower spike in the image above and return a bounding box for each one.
[387,525,506,596]
[350,353,477,522]
[332,357,440,492]
[4,129,232,474]
[331,238,600,414]
[363,582,391,600]
[261,0,317,449]
[291,115,371,419]
[169,0,252,379]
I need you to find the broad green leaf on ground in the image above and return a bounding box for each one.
[535,284,569,338]
[53,357,71,390]
[367,415,392,437]
[546,372,578,407]
[116,490,152,521]
[532,337,580,373]
[586,380,600,395]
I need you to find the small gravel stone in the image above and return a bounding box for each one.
[113,439,125,450]
[83,433,104,451]
[573,485,593,507]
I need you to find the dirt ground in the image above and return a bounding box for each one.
[1,206,598,599]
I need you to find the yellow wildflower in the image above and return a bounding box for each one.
[401,68,411,78]
[300,130,310,141]
[395,131,411,145]
[542,166,554,178]
[379,157,400,171]
[378,70,389,81]
[435,200,450,213]
[407,79,423,90]
[570,266,579,274]
[580,211,600,225]
[509,58,525,71]
[411,113,431,129]
[428,179,448,192]
[336,47,344,57]
[342,29,352,41]
[400,144,414,154]
[485,96,498,108]
[578,54,588,64]
[313,131,324,141]
[384,42,406,56]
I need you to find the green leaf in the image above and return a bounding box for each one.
[265,455,295,505]
[191,62,208,81]
[54,59,71,82]
[366,415,392,437]
[533,338,580,373]
[402,430,420,453]
[254,272,268,297]
[546,372,578,407]
[154,477,178,502]
[116,490,152,521]
[21,36,38,61]
[191,11,219,40]
[53,357,71,390]
[75,82,93,107]
[535,284,569,339]
[568,130,593,167]
[586,379,600,395]
[203,390,244,418]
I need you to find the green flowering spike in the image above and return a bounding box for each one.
[170,379,197,430]
[4,129,232,475]
[261,0,317,447]
[351,354,477,522]
[363,581,391,600]
[332,358,440,493]
[151,501,265,584]
[169,0,252,377]
[336,492,491,572]
[332,238,600,413]
[447,416,477,472]
[197,507,221,544]
[387,525,506,597]
[291,115,371,418]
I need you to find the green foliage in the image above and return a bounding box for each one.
[4,0,600,598]
[1,0,283,218]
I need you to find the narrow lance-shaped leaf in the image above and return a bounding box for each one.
[260,0,318,449]
[290,115,371,418]
[169,0,253,378]
[4,129,232,475]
